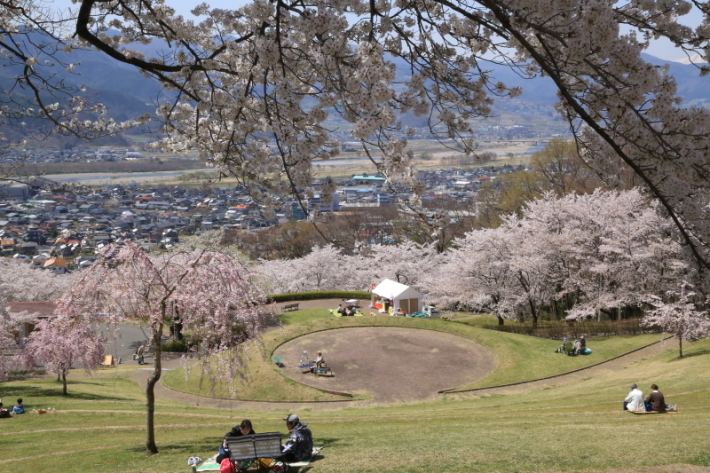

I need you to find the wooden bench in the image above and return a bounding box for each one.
[281,303,299,313]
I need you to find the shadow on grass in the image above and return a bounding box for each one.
[687,453,710,467]
[126,438,214,455]
[675,346,710,359]
[0,382,132,401]
[315,437,341,448]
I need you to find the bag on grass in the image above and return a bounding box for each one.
[220,458,235,473]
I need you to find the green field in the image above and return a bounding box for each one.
[1,309,708,473]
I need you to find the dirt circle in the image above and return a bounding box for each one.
[274,327,496,403]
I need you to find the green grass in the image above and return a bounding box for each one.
[3,312,709,473]
[164,308,666,399]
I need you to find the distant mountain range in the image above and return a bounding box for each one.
[3,32,709,147]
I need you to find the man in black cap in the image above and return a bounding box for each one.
[281,414,313,462]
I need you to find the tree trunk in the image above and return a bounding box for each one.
[497,315,504,326]
[61,372,67,396]
[528,300,538,329]
[551,299,558,320]
[678,336,683,359]
[145,325,163,455]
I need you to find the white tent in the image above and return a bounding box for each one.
[371,279,424,314]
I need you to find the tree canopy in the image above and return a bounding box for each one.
[56,241,268,454]
[3,0,710,269]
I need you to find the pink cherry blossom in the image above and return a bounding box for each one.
[55,241,268,454]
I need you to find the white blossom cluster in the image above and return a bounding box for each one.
[424,189,689,324]
[255,240,443,295]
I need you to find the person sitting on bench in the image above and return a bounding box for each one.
[217,419,255,463]
[310,351,326,373]
[315,351,325,368]
[281,414,313,463]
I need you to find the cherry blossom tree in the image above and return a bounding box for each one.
[643,283,710,358]
[0,258,75,304]
[57,241,268,455]
[429,189,686,325]
[346,240,446,290]
[426,226,515,325]
[0,259,76,378]
[257,244,350,294]
[63,0,710,275]
[519,190,686,321]
[22,315,106,395]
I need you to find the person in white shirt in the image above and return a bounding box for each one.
[624,383,645,411]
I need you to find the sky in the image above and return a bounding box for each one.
[54,0,702,62]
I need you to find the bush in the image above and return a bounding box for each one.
[161,339,190,352]
[269,290,371,303]
[469,318,659,339]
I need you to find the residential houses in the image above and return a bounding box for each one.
[0,158,525,271]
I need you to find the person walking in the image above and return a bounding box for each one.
[137,345,145,365]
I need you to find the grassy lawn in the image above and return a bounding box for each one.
[3,309,709,473]
[164,308,666,399]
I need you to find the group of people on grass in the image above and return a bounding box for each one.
[0,398,25,418]
[216,413,313,470]
[624,384,672,412]
[556,336,589,355]
[336,303,358,316]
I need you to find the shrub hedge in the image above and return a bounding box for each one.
[269,291,371,302]
[161,339,191,352]
[472,318,660,339]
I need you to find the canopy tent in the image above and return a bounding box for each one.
[371,279,424,315]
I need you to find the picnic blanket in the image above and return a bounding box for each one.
[194,447,324,471]
[195,455,220,472]
[288,446,324,466]
[630,407,679,414]
[330,309,363,317]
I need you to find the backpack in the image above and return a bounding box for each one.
[219,458,235,473]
